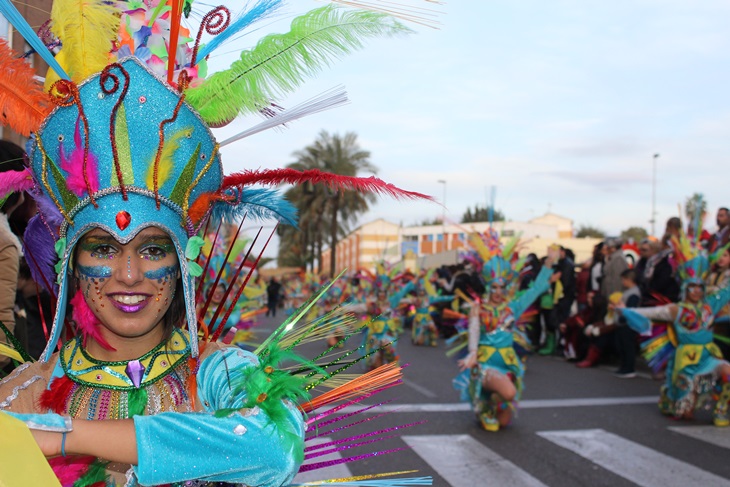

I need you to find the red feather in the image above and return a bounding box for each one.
[222,168,434,201]
[39,375,76,414]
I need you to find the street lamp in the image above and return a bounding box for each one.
[651,154,659,236]
[437,179,446,251]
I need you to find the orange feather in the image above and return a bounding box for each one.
[300,362,403,414]
[0,39,52,136]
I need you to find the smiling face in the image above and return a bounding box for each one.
[74,227,181,352]
[685,283,704,304]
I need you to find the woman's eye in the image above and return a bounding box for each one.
[140,246,168,261]
[89,245,117,259]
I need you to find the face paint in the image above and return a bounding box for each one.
[77,264,113,280]
[144,264,179,282]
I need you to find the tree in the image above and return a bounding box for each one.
[575,225,606,238]
[620,226,648,243]
[685,192,707,223]
[461,205,505,223]
[420,217,442,226]
[278,131,377,276]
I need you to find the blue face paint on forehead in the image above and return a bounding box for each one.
[77,264,113,279]
[145,265,179,282]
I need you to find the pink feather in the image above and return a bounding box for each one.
[59,117,99,197]
[48,455,95,487]
[0,167,34,199]
[70,290,115,351]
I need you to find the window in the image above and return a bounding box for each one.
[436,234,443,241]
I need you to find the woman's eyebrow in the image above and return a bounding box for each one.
[82,235,117,244]
[139,235,174,245]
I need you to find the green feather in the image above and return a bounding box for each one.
[128,388,148,417]
[185,6,411,125]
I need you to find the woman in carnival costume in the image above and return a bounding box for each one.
[410,270,453,347]
[617,210,730,426]
[454,230,556,431]
[0,0,437,485]
[357,263,414,371]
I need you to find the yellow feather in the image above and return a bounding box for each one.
[0,343,24,363]
[49,0,120,82]
[146,128,190,190]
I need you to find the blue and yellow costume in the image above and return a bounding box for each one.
[453,230,553,431]
[621,207,730,426]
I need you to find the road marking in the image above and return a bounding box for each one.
[293,437,352,483]
[668,425,730,449]
[402,434,547,487]
[403,378,439,398]
[339,396,659,413]
[538,428,730,487]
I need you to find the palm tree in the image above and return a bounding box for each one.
[282,131,377,276]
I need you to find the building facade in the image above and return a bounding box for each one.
[320,213,588,274]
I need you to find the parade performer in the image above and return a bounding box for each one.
[357,264,411,370]
[617,211,730,426]
[0,0,436,485]
[411,270,453,347]
[454,231,556,431]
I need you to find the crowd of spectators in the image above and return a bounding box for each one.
[530,207,730,378]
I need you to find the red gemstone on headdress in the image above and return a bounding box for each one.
[116,210,131,230]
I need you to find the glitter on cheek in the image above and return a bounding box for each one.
[144,264,179,281]
[77,264,113,279]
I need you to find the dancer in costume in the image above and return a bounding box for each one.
[0,0,437,485]
[617,209,730,426]
[358,264,414,370]
[410,270,453,347]
[454,230,556,431]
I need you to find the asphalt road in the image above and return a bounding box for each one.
[254,313,730,487]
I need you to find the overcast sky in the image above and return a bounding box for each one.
[204,0,730,253]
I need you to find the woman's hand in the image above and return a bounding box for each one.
[458,352,477,371]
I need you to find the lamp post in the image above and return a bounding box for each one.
[651,153,659,236]
[437,179,446,251]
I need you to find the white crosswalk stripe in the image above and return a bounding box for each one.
[668,425,730,449]
[294,427,730,486]
[402,434,548,487]
[537,428,730,487]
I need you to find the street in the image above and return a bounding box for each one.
[251,314,730,487]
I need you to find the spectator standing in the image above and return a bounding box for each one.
[642,237,680,304]
[709,207,730,253]
[600,238,628,298]
[589,242,605,294]
[266,277,282,317]
[0,141,25,369]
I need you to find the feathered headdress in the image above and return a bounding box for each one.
[0,0,435,360]
[671,197,710,288]
[467,227,524,288]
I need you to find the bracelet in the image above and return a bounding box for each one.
[61,431,67,457]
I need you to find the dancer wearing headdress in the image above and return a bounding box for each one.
[410,270,453,346]
[453,229,556,431]
[0,0,437,485]
[617,201,730,426]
